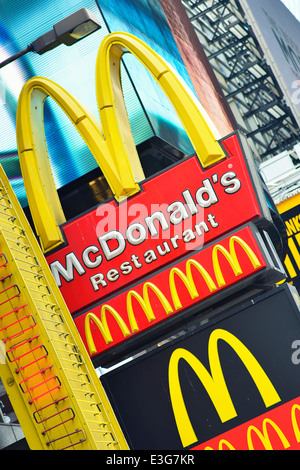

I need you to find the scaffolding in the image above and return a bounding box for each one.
[182,0,300,160]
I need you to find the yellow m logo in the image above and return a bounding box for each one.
[84,308,131,354]
[212,236,262,287]
[168,329,281,448]
[16,32,225,253]
[126,282,173,332]
[84,282,173,355]
[247,419,290,450]
[169,259,217,310]
[169,236,262,310]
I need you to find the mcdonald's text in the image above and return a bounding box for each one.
[74,225,268,358]
[47,134,262,314]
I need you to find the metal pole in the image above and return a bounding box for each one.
[0,44,34,69]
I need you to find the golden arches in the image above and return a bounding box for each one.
[96,32,225,179]
[84,308,131,354]
[17,32,225,253]
[247,418,290,450]
[168,329,281,448]
[169,259,217,310]
[212,236,262,287]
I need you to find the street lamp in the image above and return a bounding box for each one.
[0,8,101,69]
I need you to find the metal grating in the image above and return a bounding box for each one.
[181,0,300,160]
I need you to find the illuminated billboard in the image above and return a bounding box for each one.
[101,284,300,450]
[0,0,196,206]
[74,224,284,363]
[10,3,286,365]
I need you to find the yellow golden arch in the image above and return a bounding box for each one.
[83,234,262,356]
[168,329,281,448]
[247,418,290,450]
[16,31,225,253]
[206,402,300,450]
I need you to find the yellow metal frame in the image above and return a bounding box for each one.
[16,31,226,254]
[0,166,128,449]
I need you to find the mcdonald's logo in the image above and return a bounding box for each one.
[16,30,268,317]
[247,418,290,450]
[203,419,291,450]
[194,398,300,450]
[85,281,173,355]
[13,34,268,320]
[168,328,281,448]
[212,235,262,287]
[169,260,217,311]
[126,282,173,333]
[84,309,131,350]
[76,225,274,359]
[169,235,261,310]
[16,31,225,254]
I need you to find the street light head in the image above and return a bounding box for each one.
[53,8,101,46]
[32,8,101,54]
[68,20,100,41]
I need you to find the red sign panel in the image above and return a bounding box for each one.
[47,134,262,315]
[74,225,268,358]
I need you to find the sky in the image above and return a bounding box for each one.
[281,0,300,21]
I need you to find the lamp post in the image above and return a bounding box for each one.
[0,8,101,69]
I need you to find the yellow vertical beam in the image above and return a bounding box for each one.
[0,166,128,450]
[0,346,43,449]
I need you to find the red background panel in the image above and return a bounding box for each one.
[46,134,262,314]
[193,396,300,450]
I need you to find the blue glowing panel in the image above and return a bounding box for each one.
[0,0,193,206]
[98,0,195,154]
